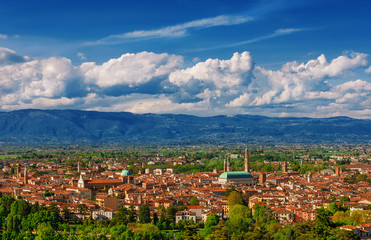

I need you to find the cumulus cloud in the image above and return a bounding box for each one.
[0,34,8,39]
[169,51,253,104]
[81,51,183,90]
[366,66,371,74]
[0,48,370,118]
[87,15,251,45]
[0,55,85,108]
[228,52,368,107]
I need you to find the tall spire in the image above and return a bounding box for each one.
[244,147,250,172]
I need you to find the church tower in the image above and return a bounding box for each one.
[226,157,231,172]
[23,166,28,185]
[283,159,288,173]
[244,147,250,172]
[16,164,21,179]
[78,174,85,188]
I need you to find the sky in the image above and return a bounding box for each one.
[0,0,370,118]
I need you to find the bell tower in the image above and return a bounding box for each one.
[244,147,250,172]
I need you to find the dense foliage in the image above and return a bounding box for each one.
[0,196,362,240]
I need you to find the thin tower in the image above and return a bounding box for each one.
[244,147,250,172]
[24,166,28,185]
[283,159,288,173]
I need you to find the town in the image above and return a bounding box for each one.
[0,145,370,239]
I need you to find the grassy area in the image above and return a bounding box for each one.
[0,155,21,160]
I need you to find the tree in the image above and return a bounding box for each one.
[111,205,128,226]
[35,223,55,240]
[331,228,360,240]
[189,196,199,206]
[10,199,31,217]
[139,205,151,224]
[158,205,166,223]
[340,196,350,206]
[225,186,236,197]
[313,208,333,238]
[328,202,340,215]
[204,214,219,235]
[152,212,159,225]
[227,191,243,208]
[164,206,178,224]
[356,174,367,183]
[229,204,251,220]
[207,223,229,240]
[128,205,137,223]
[182,224,203,240]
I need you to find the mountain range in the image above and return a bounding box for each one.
[0,109,370,145]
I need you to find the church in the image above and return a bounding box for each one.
[77,169,134,190]
[218,147,256,186]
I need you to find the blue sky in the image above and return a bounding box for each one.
[0,0,370,118]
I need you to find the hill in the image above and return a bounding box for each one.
[0,109,370,145]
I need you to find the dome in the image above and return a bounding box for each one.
[219,171,253,179]
[121,169,132,176]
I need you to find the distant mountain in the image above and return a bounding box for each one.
[0,109,370,145]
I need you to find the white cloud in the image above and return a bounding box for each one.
[88,15,251,45]
[170,51,253,89]
[0,34,8,39]
[366,66,371,73]
[0,56,81,106]
[81,51,183,88]
[0,48,370,119]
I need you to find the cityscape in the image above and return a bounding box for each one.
[0,0,371,239]
[0,146,369,239]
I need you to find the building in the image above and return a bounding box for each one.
[219,171,255,186]
[219,147,256,186]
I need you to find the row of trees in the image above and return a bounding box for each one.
[0,192,364,239]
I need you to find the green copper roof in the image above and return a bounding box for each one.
[219,171,253,179]
[121,169,132,176]
[245,147,248,151]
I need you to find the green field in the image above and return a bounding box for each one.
[0,155,21,160]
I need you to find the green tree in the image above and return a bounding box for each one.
[340,196,350,206]
[328,202,340,215]
[330,228,360,240]
[166,206,178,224]
[35,223,55,240]
[158,205,166,223]
[10,199,31,217]
[313,208,333,238]
[229,204,251,220]
[227,191,243,208]
[152,212,159,225]
[356,174,367,183]
[204,214,219,235]
[189,196,199,206]
[111,205,128,226]
[182,224,203,240]
[139,205,151,224]
[207,223,228,240]
[128,205,137,223]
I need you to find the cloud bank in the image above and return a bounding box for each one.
[0,48,370,118]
